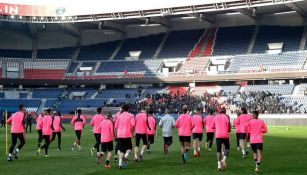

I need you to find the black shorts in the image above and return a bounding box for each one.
[135,133,148,147]
[240,133,247,140]
[216,138,230,153]
[192,133,203,141]
[179,136,191,143]
[117,138,132,153]
[251,143,263,152]
[148,134,155,144]
[246,133,250,142]
[101,141,113,152]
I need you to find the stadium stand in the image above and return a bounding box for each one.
[65,88,97,99]
[242,84,294,95]
[0,99,41,112]
[213,26,255,55]
[226,51,307,73]
[77,40,121,60]
[158,29,204,58]
[0,49,32,58]
[252,26,303,53]
[57,99,108,114]
[37,47,75,59]
[95,89,140,98]
[32,88,64,98]
[115,34,165,60]
[23,59,70,79]
[66,62,79,74]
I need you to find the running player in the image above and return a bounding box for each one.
[192,107,204,157]
[97,112,115,168]
[90,107,105,156]
[203,108,215,151]
[213,107,231,171]
[246,110,268,173]
[146,109,156,154]
[233,112,241,151]
[50,111,65,151]
[237,107,252,158]
[115,104,135,169]
[134,107,150,161]
[113,106,123,163]
[38,108,53,157]
[158,109,175,154]
[6,104,26,161]
[36,109,45,149]
[71,109,86,151]
[175,105,194,163]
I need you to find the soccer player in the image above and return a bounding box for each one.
[6,104,26,161]
[233,112,241,151]
[175,105,194,163]
[38,108,53,157]
[97,112,115,168]
[113,106,123,163]
[36,109,45,149]
[237,107,252,158]
[134,107,150,161]
[146,109,156,154]
[213,107,231,171]
[71,109,86,151]
[25,113,33,133]
[115,104,135,169]
[50,111,65,151]
[90,107,105,156]
[158,109,175,154]
[203,108,215,151]
[246,110,268,173]
[192,107,204,157]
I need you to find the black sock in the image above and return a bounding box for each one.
[185,149,189,153]
[254,159,257,163]
[257,162,261,166]
[106,160,110,165]
[182,154,185,161]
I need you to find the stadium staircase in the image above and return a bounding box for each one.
[292,85,301,96]
[73,47,81,61]
[2,61,6,78]
[153,31,170,59]
[37,99,47,114]
[299,26,307,50]
[247,25,260,54]
[90,91,98,99]
[110,39,126,60]
[187,29,208,58]
[203,28,218,56]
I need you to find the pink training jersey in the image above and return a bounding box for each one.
[147,115,156,135]
[203,115,215,132]
[98,118,114,142]
[53,116,62,132]
[41,115,53,136]
[113,111,121,124]
[36,114,43,130]
[246,119,268,144]
[90,114,105,134]
[115,112,135,138]
[192,114,204,134]
[6,111,26,133]
[213,114,230,138]
[233,118,240,133]
[237,114,252,133]
[175,114,194,136]
[71,115,86,131]
[135,112,148,134]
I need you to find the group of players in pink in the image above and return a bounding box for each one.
[6,103,268,173]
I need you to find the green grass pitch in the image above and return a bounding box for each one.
[1,125,307,175]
